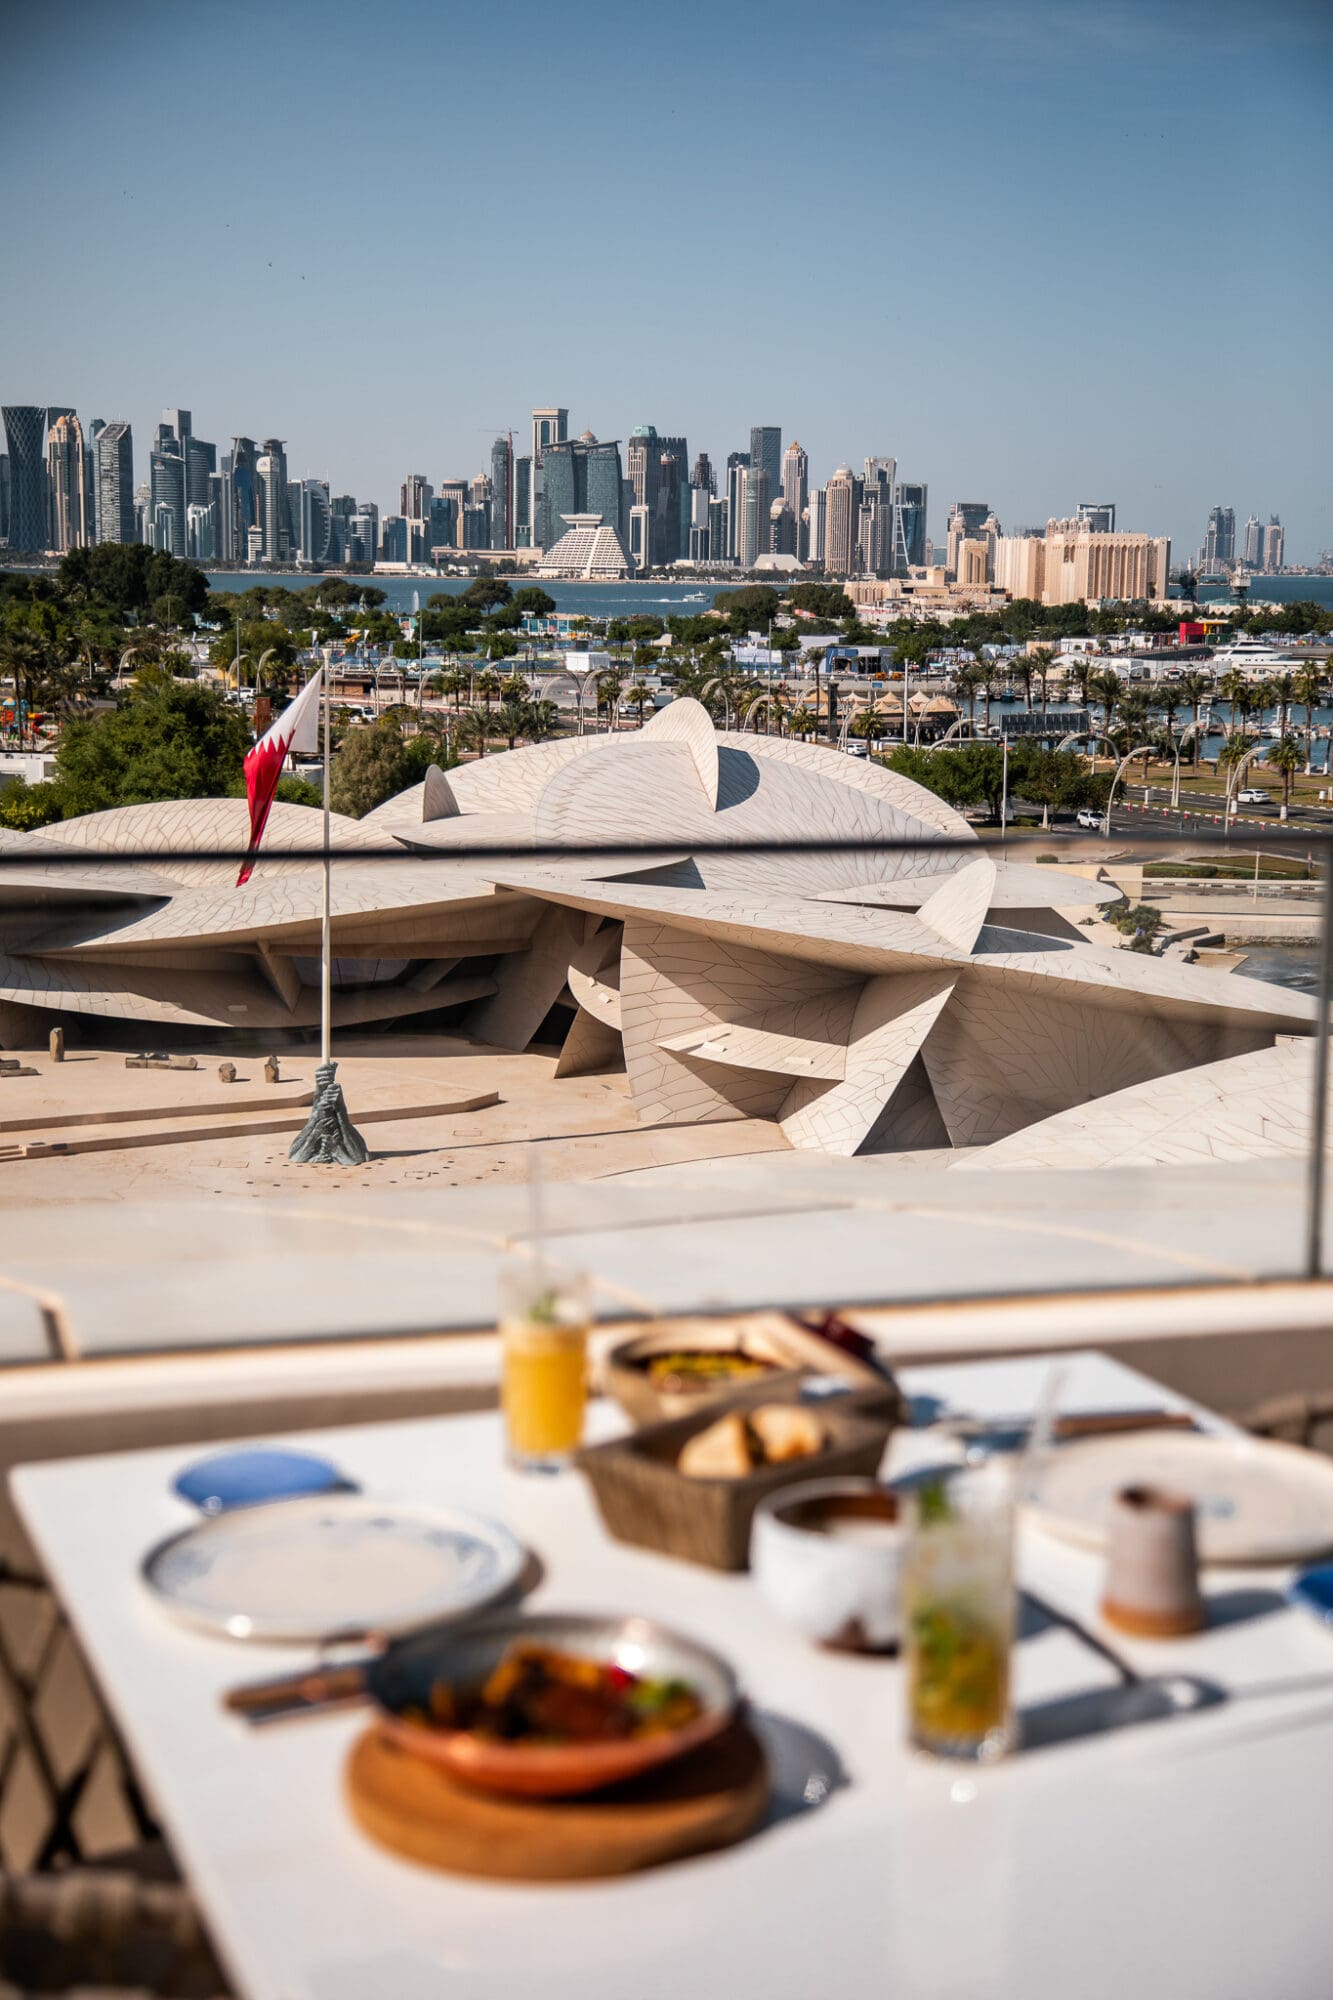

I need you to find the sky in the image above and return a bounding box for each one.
[2,0,1330,559]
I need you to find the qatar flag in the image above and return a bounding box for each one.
[235,669,324,887]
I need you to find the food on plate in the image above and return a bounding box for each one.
[678,1404,825,1480]
[411,1644,704,1744]
[642,1349,776,1395]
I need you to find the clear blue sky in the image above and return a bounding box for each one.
[3,0,1330,559]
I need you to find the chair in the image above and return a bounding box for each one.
[0,1868,229,1998]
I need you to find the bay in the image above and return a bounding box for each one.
[203,573,720,620]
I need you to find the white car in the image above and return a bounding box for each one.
[1235,788,1272,806]
[1075,808,1103,830]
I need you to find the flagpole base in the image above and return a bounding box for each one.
[288,1061,369,1167]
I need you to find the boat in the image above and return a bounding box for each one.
[1209,639,1298,675]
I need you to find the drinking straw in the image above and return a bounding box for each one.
[1016,1362,1067,1503]
[527,1142,545,1269]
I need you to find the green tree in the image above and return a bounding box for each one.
[493,700,531,751]
[511,586,557,617]
[55,668,250,812]
[328,714,449,818]
[625,681,653,725]
[0,780,66,829]
[1178,670,1213,768]
[1294,663,1325,774]
[1266,734,1302,814]
[784,583,855,622]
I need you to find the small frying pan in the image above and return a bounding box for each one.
[224,1610,740,1798]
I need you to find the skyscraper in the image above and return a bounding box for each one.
[94,421,135,544]
[1262,517,1284,572]
[946,502,991,575]
[230,439,259,563]
[149,428,187,555]
[824,467,858,575]
[749,428,782,507]
[1242,514,1263,567]
[400,474,432,521]
[781,442,808,557]
[654,437,690,565]
[2,407,49,552]
[46,413,89,551]
[1077,502,1116,532]
[540,437,625,548]
[892,482,928,570]
[0,453,10,545]
[1203,505,1236,567]
[299,480,332,564]
[736,465,772,569]
[725,452,749,562]
[186,436,216,510]
[531,408,568,462]
[256,443,289,563]
[490,435,513,550]
[514,456,534,547]
[806,487,826,566]
[861,457,896,573]
[692,452,715,497]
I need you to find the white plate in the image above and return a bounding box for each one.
[143,1495,527,1642]
[1027,1432,1333,1566]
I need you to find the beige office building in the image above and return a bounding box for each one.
[823,466,858,575]
[1040,519,1170,604]
[993,534,1047,600]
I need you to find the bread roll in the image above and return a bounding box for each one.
[749,1405,824,1464]
[678,1411,753,1479]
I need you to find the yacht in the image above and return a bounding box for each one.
[1209,639,1298,676]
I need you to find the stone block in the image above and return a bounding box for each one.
[49,1028,65,1063]
[264,1056,281,1085]
[125,1054,200,1072]
[218,1062,238,1085]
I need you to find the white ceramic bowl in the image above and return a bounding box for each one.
[751,1478,905,1653]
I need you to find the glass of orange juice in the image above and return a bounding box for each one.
[499,1263,591,1472]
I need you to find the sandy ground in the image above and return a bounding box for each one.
[0,1035,788,1209]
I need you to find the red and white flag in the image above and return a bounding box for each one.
[235,669,324,887]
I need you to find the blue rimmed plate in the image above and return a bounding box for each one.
[142,1495,527,1643]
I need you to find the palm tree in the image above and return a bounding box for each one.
[474,669,502,715]
[438,666,469,712]
[625,681,653,726]
[500,670,531,704]
[951,663,981,726]
[1267,734,1302,816]
[1217,668,1251,741]
[455,706,489,758]
[1217,731,1256,802]
[1115,690,1155,780]
[1088,670,1122,739]
[1066,656,1097,712]
[1179,670,1212,768]
[1268,672,1297,745]
[523,698,561,744]
[493,700,531,751]
[1294,663,1325,774]
[1029,646,1055,722]
[1013,653,1035,714]
[788,704,817,741]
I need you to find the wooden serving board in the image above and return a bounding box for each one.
[345,1720,770,1881]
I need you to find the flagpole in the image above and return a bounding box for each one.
[320,659,332,1065]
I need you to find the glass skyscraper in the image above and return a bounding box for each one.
[540,438,625,548]
[749,428,782,511]
[94,421,135,544]
[2,407,49,551]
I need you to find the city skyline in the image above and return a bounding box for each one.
[0,392,1308,576]
[2,0,1329,562]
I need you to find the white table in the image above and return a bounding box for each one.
[14,1353,1333,2000]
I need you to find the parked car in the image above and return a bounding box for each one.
[1076,808,1104,830]
[1235,788,1272,806]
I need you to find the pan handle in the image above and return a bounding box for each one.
[222,1659,373,1723]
